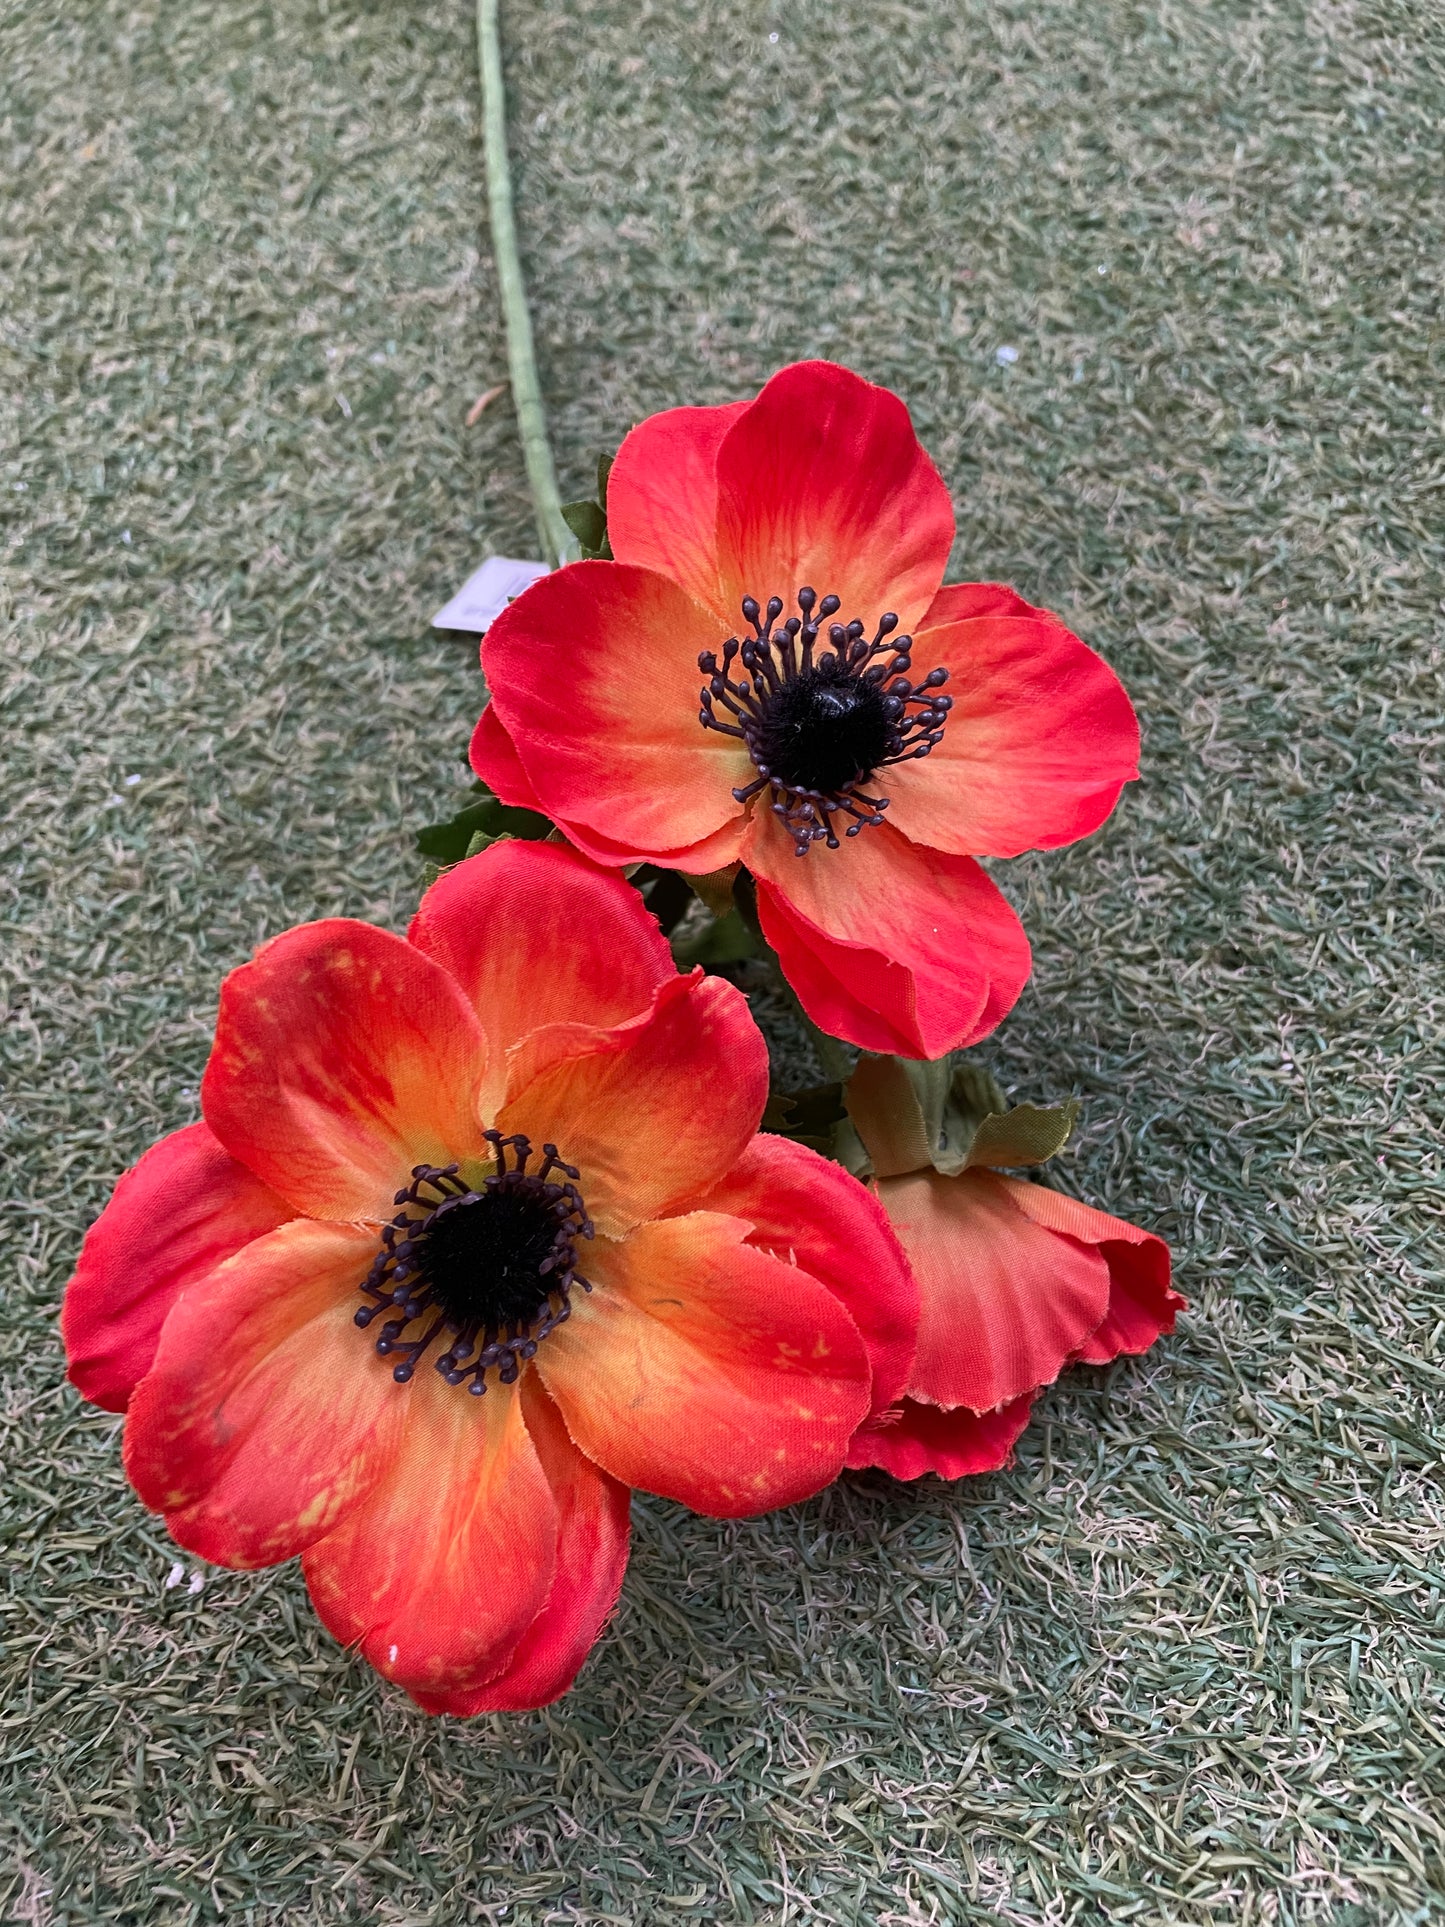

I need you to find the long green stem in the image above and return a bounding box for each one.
[475,0,575,568]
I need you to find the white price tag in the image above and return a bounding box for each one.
[432,555,549,633]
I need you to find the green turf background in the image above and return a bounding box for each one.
[2,0,1442,1920]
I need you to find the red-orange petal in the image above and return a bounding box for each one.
[846,1393,1034,1481]
[123,1220,405,1568]
[886,582,1140,858]
[407,841,675,1114]
[468,702,744,874]
[694,1134,918,1416]
[468,700,549,812]
[712,362,954,638]
[201,919,490,1221]
[606,399,748,625]
[995,1178,1182,1364]
[535,1211,871,1517]
[481,561,748,864]
[302,1370,558,1705]
[62,1122,297,1414]
[412,1373,632,1715]
[747,812,1032,1059]
[878,1169,1111,1411]
[498,972,769,1239]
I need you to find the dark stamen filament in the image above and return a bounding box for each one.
[355,1134,593,1396]
[697,586,952,856]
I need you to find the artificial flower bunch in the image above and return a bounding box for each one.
[64,362,1181,1714]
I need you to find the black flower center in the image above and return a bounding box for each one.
[697,587,952,855]
[356,1133,593,1395]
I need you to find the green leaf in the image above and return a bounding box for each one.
[596,451,613,513]
[561,498,608,557]
[761,1082,847,1157]
[670,908,757,966]
[415,786,554,864]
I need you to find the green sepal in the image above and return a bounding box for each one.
[761,1082,847,1158]
[464,826,509,859]
[842,1052,1078,1180]
[415,784,555,865]
[670,908,756,966]
[964,1099,1080,1172]
[686,864,740,920]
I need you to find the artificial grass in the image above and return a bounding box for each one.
[2,0,1442,1920]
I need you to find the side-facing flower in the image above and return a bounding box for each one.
[63,842,916,1713]
[472,359,1140,1058]
[838,1056,1183,1480]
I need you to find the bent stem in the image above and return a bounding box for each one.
[475,0,576,568]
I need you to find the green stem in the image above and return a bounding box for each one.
[475,0,576,568]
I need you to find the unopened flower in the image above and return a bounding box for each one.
[64,843,915,1712]
[838,1056,1182,1479]
[472,360,1139,1058]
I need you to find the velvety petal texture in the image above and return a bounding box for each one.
[537,1211,871,1516]
[408,837,675,1115]
[889,583,1141,859]
[482,561,748,865]
[124,1221,402,1568]
[202,920,490,1221]
[607,399,749,622]
[499,971,769,1239]
[748,815,1032,1060]
[62,1122,296,1413]
[880,1169,1111,1412]
[710,362,954,637]
[847,1393,1034,1482]
[420,1375,632,1715]
[468,700,550,813]
[302,1374,557,1702]
[697,1135,918,1417]
[998,1179,1182,1365]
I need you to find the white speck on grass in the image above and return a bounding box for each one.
[187,1572,205,1595]
[769,31,780,42]
[123,772,141,786]
[995,344,1019,366]
[121,529,132,544]
[165,1562,184,1590]
[336,392,352,419]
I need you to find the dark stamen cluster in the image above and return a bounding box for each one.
[356,1132,592,1396]
[698,587,952,855]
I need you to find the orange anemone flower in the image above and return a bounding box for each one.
[850,1172,1183,1480]
[62,843,916,1713]
[472,359,1140,1058]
